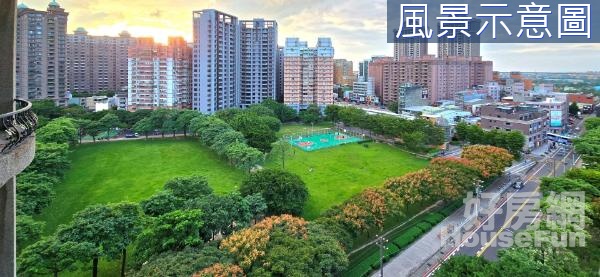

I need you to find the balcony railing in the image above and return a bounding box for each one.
[1,99,38,153]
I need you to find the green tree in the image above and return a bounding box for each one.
[133,209,204,266]
[140,190,183,217]
[61,104,88,119]
[574,127,600,169]
[18,236,95,277]
[245,193,267,224]
[191,116,232,146]
[324,105,342,122]
[435,255,491,277]
[98,113,121,141]
[57,203,142,277]
[300,104,322,124]
[210,130,246,156]
[240,169,309,216]
[270,139,294,169]
[31,100,62,119]
[386,102,399,113]
[149,109,173,138]
[130,246,233,277]
[224,142,265,172]
[186,193,252,240]
[37,117,78,145]
[176,110,200,137]
[261,99,297,122]
[229,113,278,152]
[16,215,44,250]
[569,102,581,116]
[16,182,54,215]
[73,118,91,144]
[584,117,600,131]
[164,175,213,201]
[133,117,154,139]
[24,143,70,177]
[161,110,180,137]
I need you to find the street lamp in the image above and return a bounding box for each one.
[375,235,388,277]
[474,180,483,218]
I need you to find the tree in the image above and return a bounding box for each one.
[584,117,600,131]
[186,193,252,240]
[461,145,514,179]
[574,127,600,169]
[569,102,581,116]
[112,203,143,277]
[18,236,95,277]
[540,177,600,199]
[73,118,91,144]
[149,109,174,138]
[140,190,183,217]
[224,142,265,172]
[435,255,491,277]
[324,105,342,122]
[16,182,54,215]
[386,102,399,114]
[98,113,121,141]
[245,193,267,224]
[261,99,297,122]
[61,104,88,119]
[240,169,309,216]
[37,117,78,145]
[16,215,44,250]
[210,130,246,156]
[300,104,322,124]
[57,203,142,277]
[270,139,294,169]
[161,110,180,137]
[133,117,154,139]
[229,113,278,152]
[25,143,70,177]
[131,246,233,277]
[194,263,244,277]
[191,116,233,146]
[164,175,213,201]
[176,110,200,137]
[403,131,426,151]
[31,100,62,119]
[134,209,204,265]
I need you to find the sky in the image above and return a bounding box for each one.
[23,0,600,72]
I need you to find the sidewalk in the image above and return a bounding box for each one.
[374,175,512,277]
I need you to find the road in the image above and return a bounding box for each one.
[454,147,578,260]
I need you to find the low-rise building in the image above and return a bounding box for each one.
[568,93,597,114]
[479,104,547,150]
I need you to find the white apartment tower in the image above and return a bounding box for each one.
[16,1,69,105]
[239,19,278,108]
[283,37,334,111]
[192,9,240,114]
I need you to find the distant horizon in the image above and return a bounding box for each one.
[21,0,600,72]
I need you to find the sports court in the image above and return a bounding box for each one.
[288,131,363,151]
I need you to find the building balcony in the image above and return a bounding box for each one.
[0,99,37,185]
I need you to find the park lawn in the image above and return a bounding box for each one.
[267,124,429,218]
[36,138,246,234]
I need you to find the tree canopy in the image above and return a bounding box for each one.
[240,169,309,216]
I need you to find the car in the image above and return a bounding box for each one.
[125,133,138,138]
[512,180,524,190]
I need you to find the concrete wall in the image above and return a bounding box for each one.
[0,0,18,275]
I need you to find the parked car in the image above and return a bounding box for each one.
[125,133,138,138]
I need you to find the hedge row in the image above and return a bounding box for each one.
[344,209,448,277]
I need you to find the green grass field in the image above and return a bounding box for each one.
[36,138,246,234]
[37,123,428,231]
[32,124,429,276]
[269,124,429,218]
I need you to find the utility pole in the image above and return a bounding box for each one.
[375,235,388,277]
[475,180,483,217]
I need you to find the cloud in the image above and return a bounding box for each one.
[20,0,600,72]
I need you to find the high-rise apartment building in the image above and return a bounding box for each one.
[283,38,334,110]
[127,37,192,111]
[239,19,278,108]
[66,28,134,95]
[276,46,284,102]
[438,19,481,58]
[358,59,370,82]
[16,1,68,105]
[369,55,493,104]
[333,59,354,86]
[192,9,240,114]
